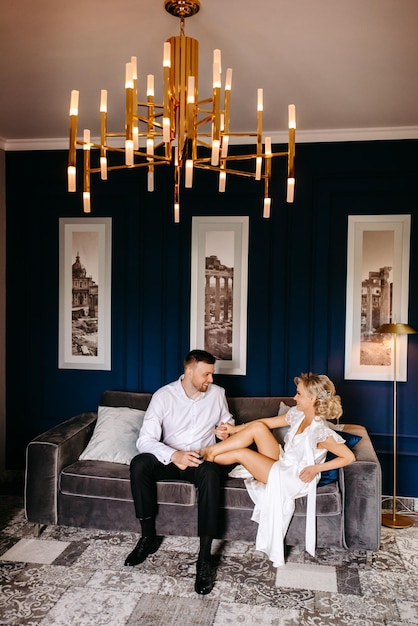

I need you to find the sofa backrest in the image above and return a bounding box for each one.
[100,390,295,424]
[227,397,296,423]
[100,390,152,411]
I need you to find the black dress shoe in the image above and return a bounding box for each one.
[194,559,214,595]
[124,536,158,567]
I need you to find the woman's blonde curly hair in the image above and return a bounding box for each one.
[294,372,343,422]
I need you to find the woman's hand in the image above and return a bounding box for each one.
[298,465,319,483]
[214,422,236,439]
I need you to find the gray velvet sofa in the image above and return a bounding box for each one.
[25,390,381,551]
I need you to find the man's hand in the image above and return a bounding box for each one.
[214,422,234,440]
[171,450,203,470]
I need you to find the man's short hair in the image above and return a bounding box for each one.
[184,350,216,368]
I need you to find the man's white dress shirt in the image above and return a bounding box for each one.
[136,376,233,465]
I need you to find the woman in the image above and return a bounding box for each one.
[201,373,355,567]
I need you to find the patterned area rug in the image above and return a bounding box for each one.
[0,496,417,625]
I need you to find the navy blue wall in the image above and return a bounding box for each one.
[5,139,418,496]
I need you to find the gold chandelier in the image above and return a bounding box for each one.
[67,0,296,222]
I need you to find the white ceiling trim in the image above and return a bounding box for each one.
[2,126,418,152]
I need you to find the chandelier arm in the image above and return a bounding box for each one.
[195,153,274,163]
[193,163,262,179]
[137,99,165,106]
[83,135,91,214]
[288,127,296,179]
[195,115,213,128]
[89,160,170,175]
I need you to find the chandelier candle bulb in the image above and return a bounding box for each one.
[83,134,91,214]
[185,159,193,187]
[187,76,195,103]
[83,191,91,214]
[100,93,107,169]
[125,63,134,88]
[223,69,232,135]
[68,90,79,189]
[133,126,139,150]
[211,139,220,166]
[263,197,271,219]
[287,177,295,203]
[219,170,226,192]
[163,117,171,142]
[257,89,263,111]
[163,42,171,122]
[146,138,154,156]
[213,62,221,89]
[67,166,76,192]
[187,76,195,138]
[100,90,107,112]
[225,68,232,90]
[125,139,134,165]
[221,135,229,158]
[163,42,171,67]
[100,157,108,180]
[255,156,262,180]
[265,136,272,155]
[69,90,79,116]
[213,49,221,74]
[174,202,180,223]
[147,75,154,97]
[288,104,296,128]
[148,170,154,192]
[131,56,138,80]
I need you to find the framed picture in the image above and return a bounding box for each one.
[59,217,112,370]
[190,216,249,375]
[344,214,411,381]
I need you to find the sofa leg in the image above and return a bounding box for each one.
[33,523,44,537]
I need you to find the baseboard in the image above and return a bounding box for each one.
[382,495,418,513]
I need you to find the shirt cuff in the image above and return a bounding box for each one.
[162,447,176,465]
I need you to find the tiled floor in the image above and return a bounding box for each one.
[0,496,417,625]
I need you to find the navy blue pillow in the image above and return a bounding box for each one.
[318,431,362,486]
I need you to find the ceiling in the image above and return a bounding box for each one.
[1,0,418,151]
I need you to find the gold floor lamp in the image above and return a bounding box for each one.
[375,322,417,529]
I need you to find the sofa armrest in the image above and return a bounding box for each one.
[24,412,97,526]
[339,425,382,551]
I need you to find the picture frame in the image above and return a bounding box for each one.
[59,217,112,370]
[344,214,411,381]
[190,216,249,375]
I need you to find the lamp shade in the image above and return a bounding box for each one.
[375,323,417,335]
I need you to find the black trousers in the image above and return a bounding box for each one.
[130,453,225,537]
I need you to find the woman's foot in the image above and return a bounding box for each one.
[200,446,216,462]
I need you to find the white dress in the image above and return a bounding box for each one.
[245,407,345,567]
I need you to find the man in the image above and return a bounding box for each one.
[125,349,234,595]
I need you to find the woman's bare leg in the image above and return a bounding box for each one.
[202,421,281,463]
[209,447,275,484]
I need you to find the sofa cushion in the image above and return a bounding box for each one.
[318,431,362,486]
[60,460,196,506]
[78,406,145,465]
[223,477,341,515]
[294,482,341,516]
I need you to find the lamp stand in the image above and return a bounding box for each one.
[381,330,413,529]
